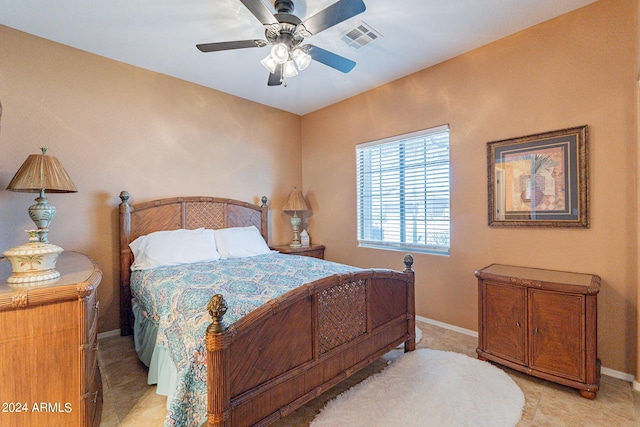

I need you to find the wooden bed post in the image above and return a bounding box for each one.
[119,191,134,336]
[403,254,416,352]
[259,196,268,242]
[206,294,233,427]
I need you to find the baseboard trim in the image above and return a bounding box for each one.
[603,368,633,384]
[603,368,634,384]
[100,319,635,384]
[416,315,478,337]
[98,329,121,339]
[416,315,634,384]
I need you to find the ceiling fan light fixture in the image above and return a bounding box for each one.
[260,54,278,73]
[291,48,311,70]
[270,43,290,64]
[196,0,366,86]
[283,60,299,78]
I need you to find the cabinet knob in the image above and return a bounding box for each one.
[92,391,99,403]
[94,301,100,311]
[516,321,521,328]
[534,327,539,334]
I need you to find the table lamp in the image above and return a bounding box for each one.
[282,186,309,248]
[3,147,77,285]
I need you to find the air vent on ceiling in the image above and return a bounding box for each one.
[341,22,382,49]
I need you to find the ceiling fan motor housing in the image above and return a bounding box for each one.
[274,0,294,14]
[267,1,304,49]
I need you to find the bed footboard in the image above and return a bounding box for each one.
[206,255,415,427]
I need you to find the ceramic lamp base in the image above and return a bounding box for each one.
[289,213,302,247]
[3,235,63,287]
[6,268,61,286]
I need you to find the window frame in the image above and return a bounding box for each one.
[355,124,451,255]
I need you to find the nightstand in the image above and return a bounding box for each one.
[0,251,103,426]
[270,244,325,260]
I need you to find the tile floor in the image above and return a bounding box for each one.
[98,321,640,426]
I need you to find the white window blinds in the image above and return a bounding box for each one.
[356,125,450,254]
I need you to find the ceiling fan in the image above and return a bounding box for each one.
[196,0,366,86]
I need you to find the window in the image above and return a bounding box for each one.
[356,125,450,254]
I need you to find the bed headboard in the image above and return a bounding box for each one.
[118,191,268,335]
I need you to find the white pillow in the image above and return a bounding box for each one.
[129,228,220,270]
[213,226,270,259]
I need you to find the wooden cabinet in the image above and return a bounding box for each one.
[475,264,600,399]
[270,244,325,260]
[0,251,103,426]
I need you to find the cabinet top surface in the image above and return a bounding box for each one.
[0,251,101,298]
[477,264,600,288]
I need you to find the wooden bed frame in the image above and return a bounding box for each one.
[118,191,416,427]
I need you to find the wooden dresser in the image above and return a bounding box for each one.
[0,251,103,426]
[475,264,600,399]
[270,244,325,259]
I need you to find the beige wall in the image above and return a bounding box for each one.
[302,0,637,375]
[636,0,640,386]
[0,0,637,376]
[0,26,302,333]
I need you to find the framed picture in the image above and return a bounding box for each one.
[487,125,589,228]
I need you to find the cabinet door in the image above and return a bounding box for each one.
[529,289,584,382]
[482,282,526,365]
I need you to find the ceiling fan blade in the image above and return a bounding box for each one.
[301,0,366,35]
[306,45,356,73]
[240,0,279,26]
[196,40,267,52]
[268,64,283,86]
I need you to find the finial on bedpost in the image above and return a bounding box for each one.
[119,191,130,206]
[207,294,228,333]
[260,196,268,208]
[403,254,414,273]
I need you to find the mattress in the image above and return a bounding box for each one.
[130,252,359,427]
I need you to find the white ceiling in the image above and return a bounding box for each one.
[1,0,595,115]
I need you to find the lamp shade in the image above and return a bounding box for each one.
[291,48,311,71]
[7,148,77,193]
[271,43,289,64]
[283,186,309,212]
[282,60,299,78]
[260,54,278,74]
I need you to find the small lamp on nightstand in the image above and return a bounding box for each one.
[3,147,77,285]
[283,186,309,248]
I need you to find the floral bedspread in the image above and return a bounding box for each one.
[130,252,359,427]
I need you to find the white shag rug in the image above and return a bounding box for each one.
[311,348,524,427]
